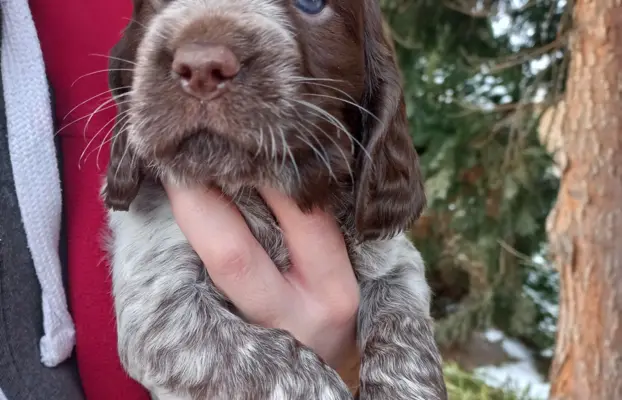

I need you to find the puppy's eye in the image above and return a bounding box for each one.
[294,0,326,14]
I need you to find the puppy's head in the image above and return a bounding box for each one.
[104,0,426,240]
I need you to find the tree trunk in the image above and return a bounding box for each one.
[547,1,622,399]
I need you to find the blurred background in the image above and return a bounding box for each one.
[381,0,621,398]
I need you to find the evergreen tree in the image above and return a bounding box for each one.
[381,0,568,360]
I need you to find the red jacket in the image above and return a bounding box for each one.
[30,1,150,399]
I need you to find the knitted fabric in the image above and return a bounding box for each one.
[0,0,75,367]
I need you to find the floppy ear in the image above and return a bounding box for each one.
[101,3,146,211]
[354,1,426,241]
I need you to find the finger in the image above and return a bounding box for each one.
[258,187,355,289]
[165,184,290,321]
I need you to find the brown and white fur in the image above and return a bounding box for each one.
[102,0,448,399]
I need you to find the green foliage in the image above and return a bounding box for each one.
[381,0,569,357]
[444,363,538,400]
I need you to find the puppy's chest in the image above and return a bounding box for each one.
[227,187,367,275]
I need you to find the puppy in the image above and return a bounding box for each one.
[102,0,448,399]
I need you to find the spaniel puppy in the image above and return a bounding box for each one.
[102,0,448,399]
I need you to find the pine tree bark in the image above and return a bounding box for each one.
[547,1,622,399]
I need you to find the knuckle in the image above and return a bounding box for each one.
[336,297,360,322]
[209,245,253,279]
[323,291,360,326]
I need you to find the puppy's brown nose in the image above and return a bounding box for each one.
[172,43,240,98]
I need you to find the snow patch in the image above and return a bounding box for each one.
[483,328,505,343]
[476,330,551,400]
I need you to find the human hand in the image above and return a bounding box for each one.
[165,185,360,376]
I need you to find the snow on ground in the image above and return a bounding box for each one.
[476,329,551,399]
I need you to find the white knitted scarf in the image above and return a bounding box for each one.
[1,0,76,367]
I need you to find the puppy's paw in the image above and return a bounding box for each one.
[134,320,353,400]
[208,324,353,400]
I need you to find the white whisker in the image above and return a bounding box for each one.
[63,87,130,121]
[122,17,168,42]
[293,99,372,162]
[97,113,132,168]
[298,117,354,184]
[295,80,357,103]
[294,126,336,182]
[268,125,277,166]
[55,98,129,137]
[89,53,137,66]
[254,127,265,159]
[114,139,132,182]
[315,123,354,184]
[71,69,134,88]
[290,76,346,84]
[303,92,380,123]
[284,136,300,185]
[83,99,132,140]
[79,109,130,169]
[279,128,288,172]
